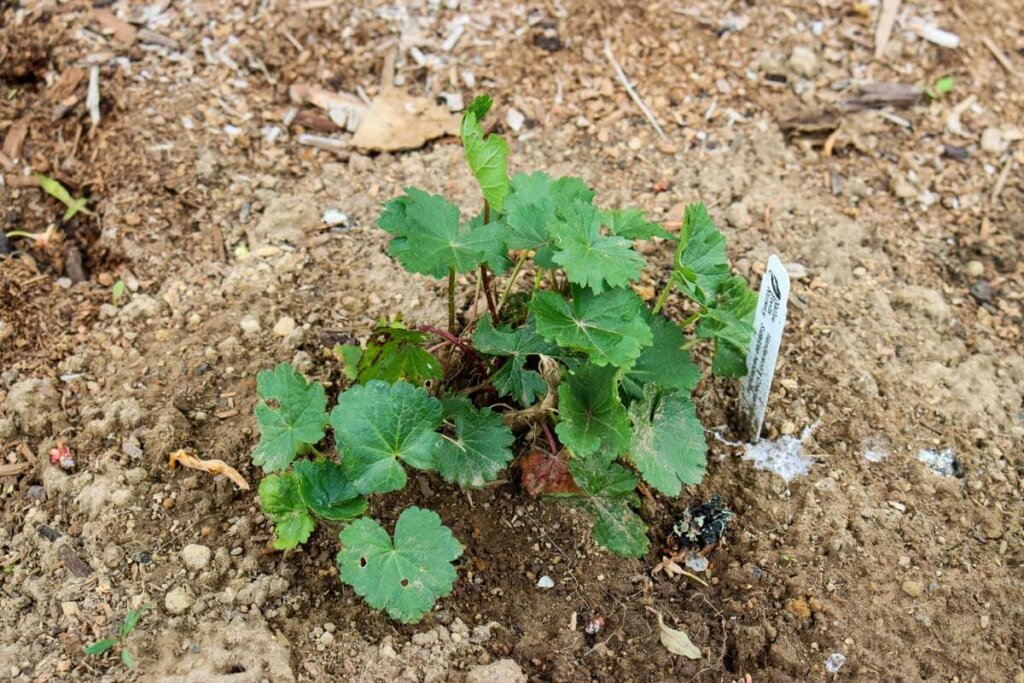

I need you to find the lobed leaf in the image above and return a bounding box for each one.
[472,315,557,406]
[331,380,443,495]
[621,314,700,399]
[697,276,756,378]
[671,203,729,306]
[258,472,315,550]
[348,322,444,386]
[435,397,514,488]
[378,188,505,278]
[602,208,674,241]
[551,200,645,294]
[503,171,595,267]
[461,95,510,212]
[530,287,652,369]
[555,363,630,461]
[253,363,329,473]
[627,385,707,496]
[567,458,649,558]
[337,506,463,623]
[294,460,368,521]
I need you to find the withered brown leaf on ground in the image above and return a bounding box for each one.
[168,449,250,490]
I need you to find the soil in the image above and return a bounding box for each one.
[2,0,1023,682]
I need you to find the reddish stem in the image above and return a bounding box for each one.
[419,325,475,355]
[540,421,560,456]
[480,201,499,321]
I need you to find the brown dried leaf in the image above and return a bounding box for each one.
[168,449,250,490]
[351,91,459,152]
[521,450,580,496]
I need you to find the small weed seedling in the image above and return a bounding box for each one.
[251,95,756,623]
[84,605,147,670]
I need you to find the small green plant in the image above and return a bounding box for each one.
[251,94,755,623]
[84,605,147,669]
[37,174,94,221]
[111,280,126,304]
[925,75,955,99]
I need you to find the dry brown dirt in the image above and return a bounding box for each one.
[2,0,1022,682]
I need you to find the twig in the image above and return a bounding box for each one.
[990,156,1014,205]
[603,39,665,140]
[873,0,901,59]
[981,37,1020,77]
[86,66,100,129]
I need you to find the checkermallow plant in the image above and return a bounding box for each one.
[251,95,755,623]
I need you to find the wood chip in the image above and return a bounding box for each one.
[48,67,85,103]
[58,545,94,578]
[2,120,28,161]
[841,82,923,111]
[981,37,1020,78]
[0,462,30,477]
[137,28,180,49]
[168,449,250,490]
[874,0,901,59]
[92,9,138,46]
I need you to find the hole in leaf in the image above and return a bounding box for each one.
[359,557,367,568]
[400,578,409,587]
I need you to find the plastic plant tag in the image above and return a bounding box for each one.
[739,255,790,441]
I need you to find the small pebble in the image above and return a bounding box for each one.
[273,316,296,337]
[965,260,985,278]
[901,580,924,598]
[181,544,212,571]
[536,575,555,589]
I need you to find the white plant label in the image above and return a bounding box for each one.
[739,255,790,442]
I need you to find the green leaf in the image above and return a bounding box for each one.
[331,380,443,495]
[622,314,700,398]
[461,211,511,274]
[336,344,363,381]
[294,460,368,521]
[37,174,94,221]
[602,208,674,240]
[934,75,955,95]
[530,287,652,368]
[259,472,315,550]
[555,364,630,461]
[253,363,329,473]
[435,397,514,488]
[472,315,557,406]
[111,280,126,304]
[698,276,756,378]
[671,203,729,306]
[551,201,645,294]
[503,171,594,267]
[351,322,444,386]
[121,649,136,669]
[461,95,509,212]
[337,506,463,623]
[627,385,707,496]
[378,188,505,278]
[84,639,117,656]
[568,458,649,558]
[119,606,147,638]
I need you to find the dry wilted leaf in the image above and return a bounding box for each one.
[647,607,701,659]
[168,449,250,490]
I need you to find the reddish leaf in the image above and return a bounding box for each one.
[521,451,580,496]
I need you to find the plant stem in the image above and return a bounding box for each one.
[652,279,673,315]
[540,421,559,455]
[4,230,35,240]
[480,265,498,320]
[420,324,475,355]
[480,200,499,321]
[497,251,528,313]
[679,310,702,328]
[547,269,558,291]
[447,267,456,334]
[533,268,544,293]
